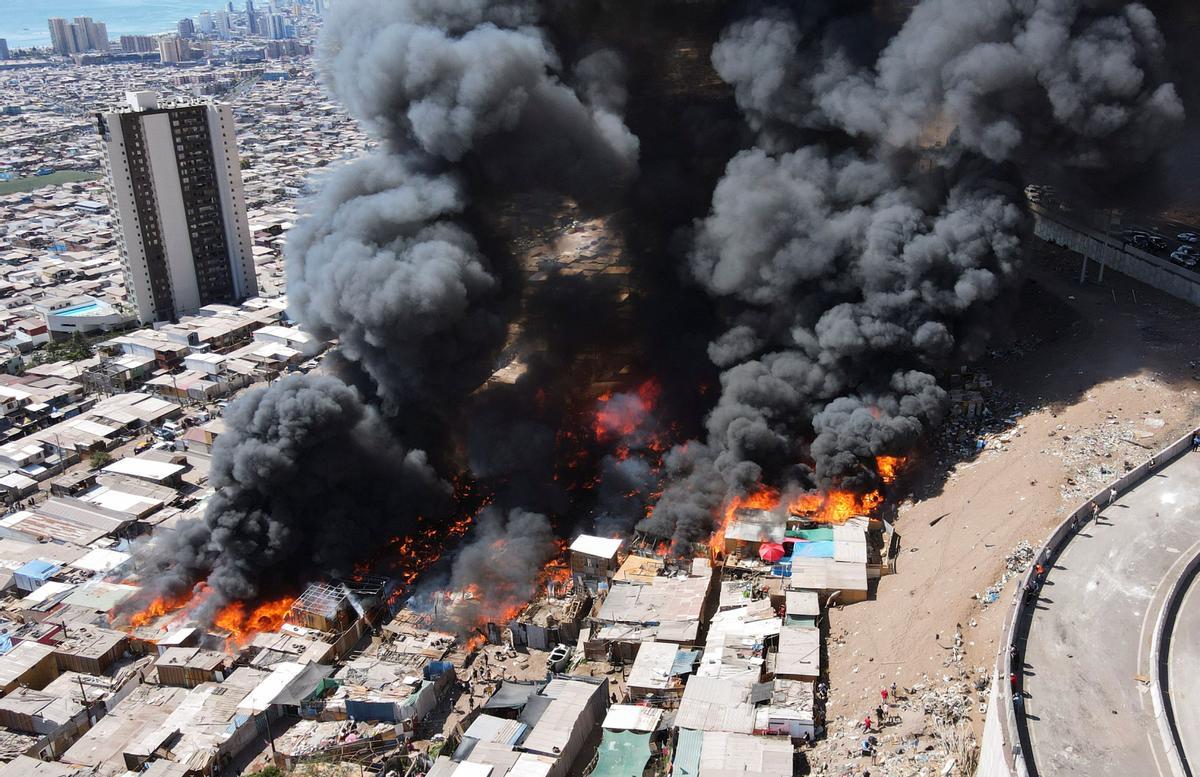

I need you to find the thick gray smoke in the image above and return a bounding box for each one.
[287,154,499,414]
[132,376,449,617]
[437,507,558,631]
[640,0,1182,546]
[817,0,1184,168]
[289,0,638,413]
[131,0,641,619]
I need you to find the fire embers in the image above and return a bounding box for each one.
[123,375,451,629]
[590,380,675,537]
[439,507,558,634]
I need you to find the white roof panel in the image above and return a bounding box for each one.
[569,534,623,560]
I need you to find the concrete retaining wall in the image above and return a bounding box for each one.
[1152,545,1200,777]
[1032,205,1200,308]
[977,427,1200,777]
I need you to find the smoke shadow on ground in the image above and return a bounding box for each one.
[901,238,1200,506]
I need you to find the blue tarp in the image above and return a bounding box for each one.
[671,649,700,677]
[790,540,835,558]
[424,661,454,680]
[15,559,57,578]
[345,699,398,723]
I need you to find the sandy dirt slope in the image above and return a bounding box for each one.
[814,243,1200,774]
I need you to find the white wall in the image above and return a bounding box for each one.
[208,104,258,301]
[100,116,159,323]
[142,112,202,315]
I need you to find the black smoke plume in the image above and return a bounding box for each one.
[130,0,640,622]
[640,0,1182,546]
[132,376,449,617]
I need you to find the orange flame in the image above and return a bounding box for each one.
[788,489,883,523]
[710,485,780,557]
[875,455,904,484]
[213,596,295,650]
[128,592,193,629]
[594,380,660,442]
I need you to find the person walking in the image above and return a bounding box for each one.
[1192,432,1200,452]
[1108,487,1117,506]
[1090,501,1099,522]
[862,716,872,734]
[881,687,888,703]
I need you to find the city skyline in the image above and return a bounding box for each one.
[0,0,323,51]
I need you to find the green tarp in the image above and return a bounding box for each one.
[592,729,652,777]
[785,527,835,540]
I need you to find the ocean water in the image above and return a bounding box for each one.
[0,0,229,49]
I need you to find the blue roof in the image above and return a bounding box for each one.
[15,559,59,578]
[673,729,704,777]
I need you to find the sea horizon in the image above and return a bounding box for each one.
[0,0,229,49]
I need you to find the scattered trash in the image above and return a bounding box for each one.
[974,541,1034,609]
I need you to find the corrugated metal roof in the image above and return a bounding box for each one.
[784,589,819,616]
[626,641,678,690]
[673,728,704,777]
[602,704,662,732]
[463,713,528,745]
[775,626,820,678]
[698,731,792,777]
[676,676,757,733]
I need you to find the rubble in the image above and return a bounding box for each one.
[974,541,1034,607]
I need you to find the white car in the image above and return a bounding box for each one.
[1177,232,1198,243]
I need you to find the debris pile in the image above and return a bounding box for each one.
[808,669,986,776]
[974,541,1034,608]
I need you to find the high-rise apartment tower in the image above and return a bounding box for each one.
[96,92,257,323]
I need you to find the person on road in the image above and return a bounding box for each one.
[1192,432,1200,452]
[1108,487,1117,506]
[1010,672,1018,691]
[1090,501,1099,522]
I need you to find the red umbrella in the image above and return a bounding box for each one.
[759,542,786,563]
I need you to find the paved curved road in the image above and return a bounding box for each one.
[1018,451,1200,777]
[1170,560,1200,772]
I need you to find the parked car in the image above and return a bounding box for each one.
[1177,232,1198,243]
